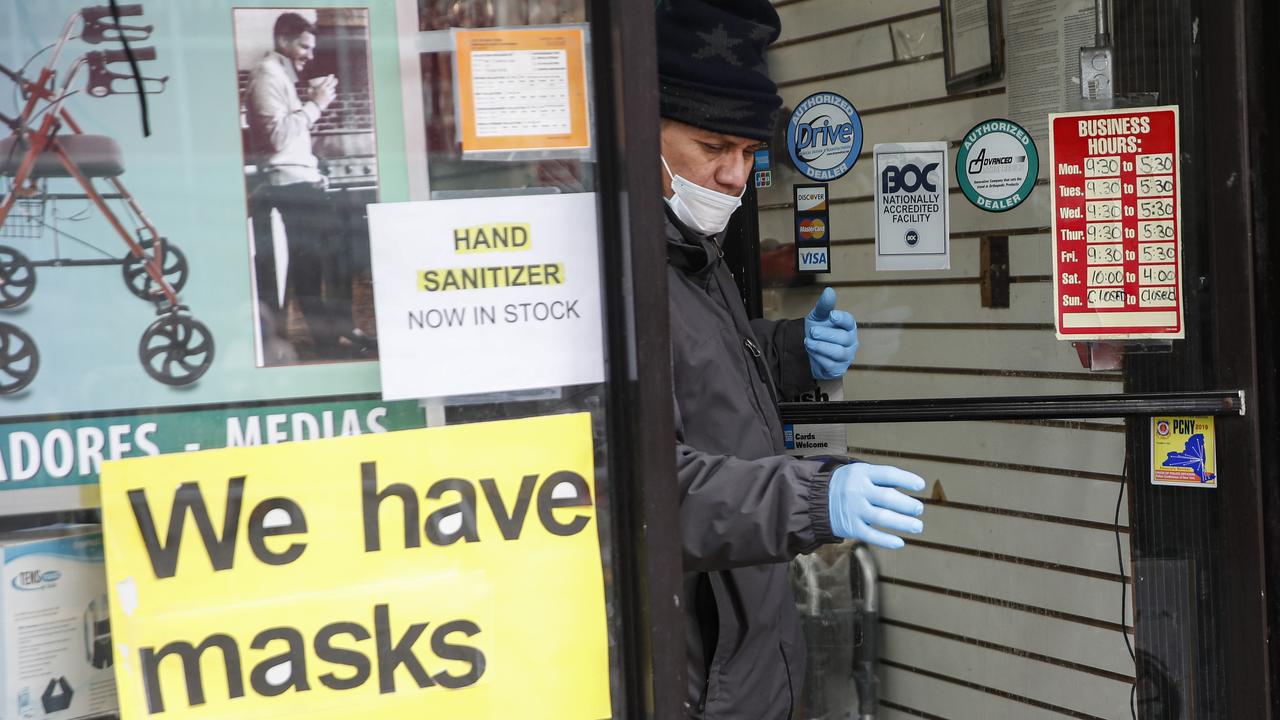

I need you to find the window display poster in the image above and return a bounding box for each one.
[367,193,604,400]
[874,142,951,271]
[1151,416,1216,488]
[453,26,591,156]
[1050,106,1184,340]
[100,412,612,719]
[0,2,425,509]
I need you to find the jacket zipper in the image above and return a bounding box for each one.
[697,649,714,714]
[743,337,780,406]
[779,643,795,719]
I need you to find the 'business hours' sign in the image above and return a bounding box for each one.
[100,413,611,720]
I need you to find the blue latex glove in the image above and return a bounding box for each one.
[828,463,926,549]
[804,287,858,380]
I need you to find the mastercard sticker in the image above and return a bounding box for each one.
[798,218,827,241]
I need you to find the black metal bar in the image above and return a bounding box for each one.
[778,390,1245,424]
[1250,0,1280,715]
[591,0,685,716]
[724,183,763,318]
[29,258,120,267]
[1200,0,1272,714]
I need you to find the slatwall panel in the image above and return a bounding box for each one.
[764,3,1135,718]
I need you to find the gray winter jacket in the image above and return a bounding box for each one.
[666,212,839,719]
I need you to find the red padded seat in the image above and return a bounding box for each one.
[0,134,124,178]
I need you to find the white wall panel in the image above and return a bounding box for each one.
[874,545,1130,624]
[770,24,896,85]
[775,0,937,44]
[764,280,1057,324]
[781,58,949,112]
[881,582,1135,677]
[847,448,1130,527]
[880,665,1076,719]
[843,368,1121,400]
[849,420,1125,479]
[881,624,1133,719]
[906,503,1132,575]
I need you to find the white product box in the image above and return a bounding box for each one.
[0,525,116,720]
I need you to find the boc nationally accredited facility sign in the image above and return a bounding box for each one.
[874,142,950,271]
[367,193,604,399]
[1050,106,1184,339]
[99,413,611,720]
[956,118,1039,212]
[1151,416,1217,488]
[787,92,863,182]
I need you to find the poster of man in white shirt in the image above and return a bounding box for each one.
[234,8,380,366]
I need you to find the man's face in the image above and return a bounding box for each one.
[660,120,763,199]
[276,31,317,74]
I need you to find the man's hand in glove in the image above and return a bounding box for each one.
[805,287,858,380]
[829,463,926,549]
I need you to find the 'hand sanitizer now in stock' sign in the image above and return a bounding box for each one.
[1049,106,1184,340]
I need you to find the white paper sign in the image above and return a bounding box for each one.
[874,142,951,271]
[367,193,604,399]
[471,49,572,137]
[784,380,848,458]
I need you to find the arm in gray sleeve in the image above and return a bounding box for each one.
[677,442,838,571]
[749,317,815,400]
[246,71,321,153]
[673,388,839,571]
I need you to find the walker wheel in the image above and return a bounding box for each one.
[0,245,36,309]
[139,313,214,386]
[0,322,39,395]
[122,238,188,301]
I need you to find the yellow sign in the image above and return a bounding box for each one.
[454,27,591,154]
[1151,416,1217,488]
[99,413,611,719]
[418,263,565,292]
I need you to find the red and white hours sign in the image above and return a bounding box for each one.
[1050,106,1184,339]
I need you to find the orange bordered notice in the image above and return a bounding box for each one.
[454,27,591,155]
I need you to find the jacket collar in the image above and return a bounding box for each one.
[266,50,300,83]
[664,205,725,278]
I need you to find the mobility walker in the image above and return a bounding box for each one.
[0,4,213,395]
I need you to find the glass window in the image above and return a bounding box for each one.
[749,1,1253,717]
[0,2,639,717]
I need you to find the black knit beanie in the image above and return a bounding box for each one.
[655,0,783,142]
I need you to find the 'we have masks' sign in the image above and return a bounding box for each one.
[100,413,610,720]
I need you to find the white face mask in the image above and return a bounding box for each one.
[662,155,744,236]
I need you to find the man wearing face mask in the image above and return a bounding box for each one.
[656,1,928,717]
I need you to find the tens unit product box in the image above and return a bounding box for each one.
[0,526,116,720]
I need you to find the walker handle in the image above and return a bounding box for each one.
[81,5,152,45]
[81,4,143,23]
[102,46,156,64]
